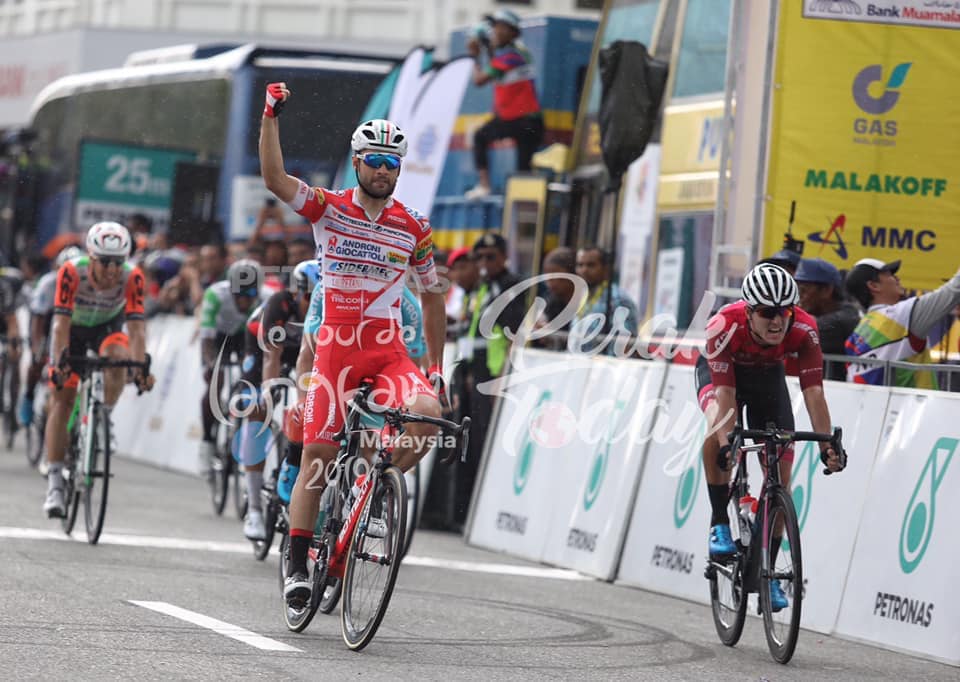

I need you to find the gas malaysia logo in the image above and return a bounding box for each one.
[851,62,911,145]
[673,419,706,528]
[583,400,627,511]
[899,437,956,574]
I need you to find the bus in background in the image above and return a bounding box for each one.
[24,44,398,248]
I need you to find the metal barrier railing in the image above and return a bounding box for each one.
[449,328,960,392]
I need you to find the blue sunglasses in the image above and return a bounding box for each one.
[360,153,401,170]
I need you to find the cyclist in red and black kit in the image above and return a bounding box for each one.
[696,263,845,610]
[260,82,447,609]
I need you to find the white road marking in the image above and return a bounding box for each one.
[403,555,590,581]
[0,526,589,581]
[129,600,301,652]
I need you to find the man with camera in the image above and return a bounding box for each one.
[464,9,544,200]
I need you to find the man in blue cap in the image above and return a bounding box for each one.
[795,258,860,380]
[761,249,802,276]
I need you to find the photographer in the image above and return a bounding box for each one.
[464,9,544,200]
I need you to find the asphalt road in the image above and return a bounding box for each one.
[0,440,954,681]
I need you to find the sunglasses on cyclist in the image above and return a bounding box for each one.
[234,287,259,299]
[359,153,402,170]
[475,250,501,262]
[751,305,794,320]
[94,255,124,267]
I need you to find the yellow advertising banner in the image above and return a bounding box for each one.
[764,5,960,290]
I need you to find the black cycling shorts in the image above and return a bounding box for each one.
[694,353,794,432]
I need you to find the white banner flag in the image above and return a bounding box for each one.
[390,57,474,216]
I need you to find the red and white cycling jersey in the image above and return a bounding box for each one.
[704,300,824,390]
[288,181,438,328]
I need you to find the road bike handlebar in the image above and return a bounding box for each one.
[54,352,153,394]
[729,424,846,475]
[347,381,472,465]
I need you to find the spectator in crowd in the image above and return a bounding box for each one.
[287,237,314,267]
[198,244,228,288]
[249,197,286,246]
[145,249,201,317]
[450,232,525,529]
[570,245,639,355]
[794,258,860,381]
[761,248,801,276]
[534,246,576,345]
[845,258,960,388]
[127,213,153,254]
[445,246,479,335]
[261,238,288,292]
[464,9,544,200]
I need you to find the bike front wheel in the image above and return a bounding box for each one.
[83,404,111,544]
[61,454,80,535]
[341,465,407,651]
[708,552,748,646]
[759,487,803,664]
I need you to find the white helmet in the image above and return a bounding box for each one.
[741,263,799,308]
[55,246,83,268]
[86,221,132,259]
[350,119,408,157]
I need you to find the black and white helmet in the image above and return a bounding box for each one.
[86,221,132,259]
[741,263,799,308]
[350,119,407,157]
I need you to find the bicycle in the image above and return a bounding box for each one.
[207,354,245,518]
[705,419,844,664]
[249,375,296,561]
[25,374,49,469]
[54,352,152,545]
[0,335,22,450]
[280,378,470,650]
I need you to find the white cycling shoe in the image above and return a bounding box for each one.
[244,509,266,541]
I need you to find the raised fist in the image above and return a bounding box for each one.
[264,82,289,118]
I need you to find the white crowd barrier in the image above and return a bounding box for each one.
[467,346,960,667]
[113,315,446,499]
[112,315,206,475]
[835,390,960,666]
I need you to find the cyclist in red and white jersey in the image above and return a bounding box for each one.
[696,263,845,610]
[259,82,446,608]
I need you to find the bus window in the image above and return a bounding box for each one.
[672,0,732,99]
[247,73,383,167]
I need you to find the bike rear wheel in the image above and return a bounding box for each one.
[759,487,803,664]
[0,357,13,450]
[341,465,407,651]
[210,431,230,516]
[83,404,111,544]
[400,464,420,559]
[282,537,326,633]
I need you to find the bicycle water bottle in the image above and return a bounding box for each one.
[739,495,757,546]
